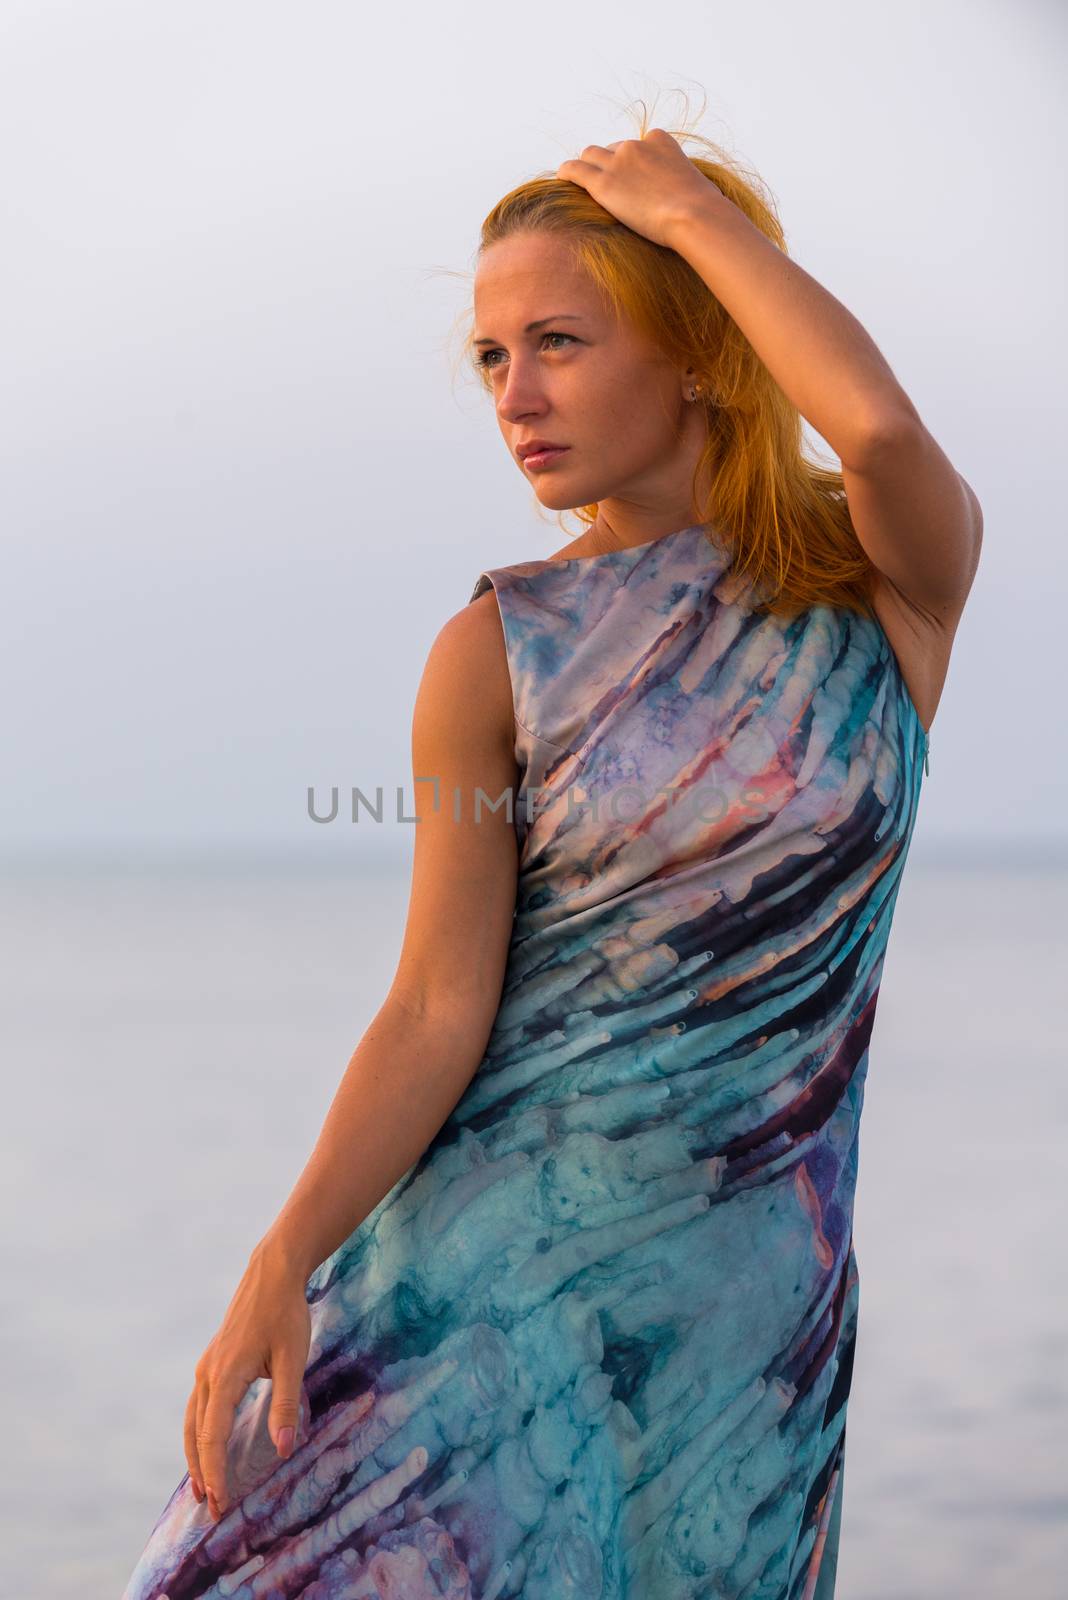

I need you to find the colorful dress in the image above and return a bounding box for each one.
[123,520,928,1599]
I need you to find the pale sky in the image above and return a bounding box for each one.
[2,0,1063,866]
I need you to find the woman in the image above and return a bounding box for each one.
[123,126,981,1599]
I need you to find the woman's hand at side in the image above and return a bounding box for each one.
[183,1242,311,1522]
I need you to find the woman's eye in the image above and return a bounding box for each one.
[476,331,575,370]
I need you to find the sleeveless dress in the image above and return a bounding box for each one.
[123,520,928,1600]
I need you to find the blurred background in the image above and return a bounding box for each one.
[1,1,1064,1595]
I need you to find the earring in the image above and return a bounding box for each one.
[689,384,702,402]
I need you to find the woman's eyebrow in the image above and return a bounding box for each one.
[473,313,586,347]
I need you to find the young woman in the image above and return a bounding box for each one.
[124,126,981,1599]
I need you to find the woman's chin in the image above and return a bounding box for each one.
[533,480,594,513]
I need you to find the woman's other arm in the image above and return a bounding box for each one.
[257,589,520,1285]
[186,589,519,1518]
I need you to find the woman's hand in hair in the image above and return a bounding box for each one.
[556,127,722,250]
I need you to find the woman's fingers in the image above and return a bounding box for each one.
[197,1373,248,1520]
[267,1311,311,1458]
[195,1367,210,1508]
[182,1386,204,1500]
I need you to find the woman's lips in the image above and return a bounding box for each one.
[523,447,570,470]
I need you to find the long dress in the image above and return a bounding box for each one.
[122,520,929,1600]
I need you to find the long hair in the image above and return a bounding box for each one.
[461,97,878,622]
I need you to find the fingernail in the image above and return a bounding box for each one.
[277,1425,295,1458]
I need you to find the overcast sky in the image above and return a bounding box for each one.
[2,0,1063,867]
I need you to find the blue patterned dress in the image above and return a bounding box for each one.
[123,520,928,1600]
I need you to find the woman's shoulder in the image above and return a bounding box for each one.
[467,552,564,605]
[466,528,614,603]
[420,586,516,753]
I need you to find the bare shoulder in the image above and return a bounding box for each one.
[868,470,983,735]
[415,589,516,759]
[388,591,520,1025]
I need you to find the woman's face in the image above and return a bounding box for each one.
[472,231,707,522]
